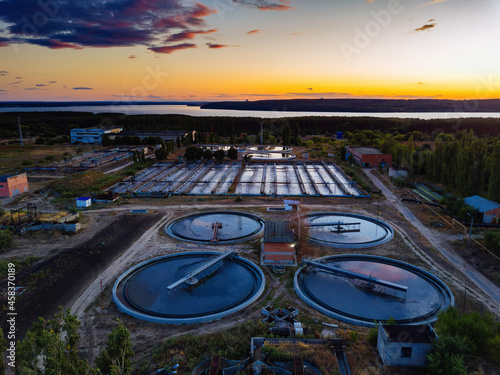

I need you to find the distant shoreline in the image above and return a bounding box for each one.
[201,98,500,113]
[2,98,500,113]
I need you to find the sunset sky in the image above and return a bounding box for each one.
[0,0,499,102]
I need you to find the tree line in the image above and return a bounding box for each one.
[2,112,500,142]
[345,129,500,200]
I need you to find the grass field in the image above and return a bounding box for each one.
[0,140,96,174]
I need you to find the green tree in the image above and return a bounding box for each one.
[176,136,181,149]
[155,148,169,161]
[488,138,500,203]
[203,149,213,160]
[16,309,88,374]
[0,229,13,253]
[95,320,134,375]
[281,123,291,146]
[227,147,238,160]
[214,149,225,161]
[184,146,203,161]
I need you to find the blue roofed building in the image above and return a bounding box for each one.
[464,195,500,224]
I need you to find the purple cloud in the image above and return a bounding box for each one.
[0,0,217,50]
[148,43,197,54]
[73,87,93,90]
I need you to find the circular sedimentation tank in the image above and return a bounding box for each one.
[306,212,394,248]
[165,211,264,244]
[113,251,265,324]
[294,255,454,327]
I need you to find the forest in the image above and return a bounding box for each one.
[1,111,500,141]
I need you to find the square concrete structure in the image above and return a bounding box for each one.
[348,146,392,168]
[464,195,500,224]
[76,197,92,208]
[377,323,437,368]
[0,173,29,197]
[262,220,296,266]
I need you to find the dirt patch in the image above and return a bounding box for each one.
[0,212,162,338]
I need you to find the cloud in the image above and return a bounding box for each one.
[0,89,7,91]
[8,81,22,85]
[25,87,39,90]
[29,39,83,49]
[148,43,197,54]
[247,29,263,35]
[73,87,93,90]
[414,21,437,32]
[206,43,239,49]
[365,0,375,3]
[167,29,217,42]
[234,0,293,11]
[0,0,217,50]
[307,88,313,90]
[35,84,47,87]
[290,32,304,36]
[49,81,57,84]
[0,37,9,47]
[427,0,447,4]
[0,71,7,76]
[128,55,137,59]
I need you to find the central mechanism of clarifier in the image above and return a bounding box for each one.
[306,212,394,248]
[294,255,454,327]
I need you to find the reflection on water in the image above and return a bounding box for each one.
[300,259,446,323]
[170,213,263,242]
[307,214,391,245]
[2,104,500,119]
[124,254,261,318]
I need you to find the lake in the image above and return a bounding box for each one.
[1,104,500,119]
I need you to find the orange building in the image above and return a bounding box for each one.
[0,173,29,197]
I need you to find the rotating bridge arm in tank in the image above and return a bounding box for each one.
[302,259,407,298]
[308,221,361,233]
[167,249,236,291]
[211,222,223,243]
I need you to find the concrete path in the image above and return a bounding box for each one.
[364,169,500,316]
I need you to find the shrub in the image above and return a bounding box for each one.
[0,229,13,253]
[367,328,378,347]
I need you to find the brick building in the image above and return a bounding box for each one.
[347,146,392,168]
[0,173,29,197]
[261,220,297,266]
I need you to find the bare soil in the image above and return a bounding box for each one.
[0,211,162,338]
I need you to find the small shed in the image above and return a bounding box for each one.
[377,323,437,368]
[76,196,92,208]
[388,166,409,179]
[261,220,296,266]
[464,195,500,224]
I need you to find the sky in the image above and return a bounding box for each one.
[0,0,499,102]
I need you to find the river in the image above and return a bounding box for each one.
[1,104,500,119]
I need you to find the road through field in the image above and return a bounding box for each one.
[364,169,500,317]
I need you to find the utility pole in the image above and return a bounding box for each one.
[18,116,23,146]
[467,213,474,248]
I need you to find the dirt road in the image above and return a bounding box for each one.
[364,169,500,317]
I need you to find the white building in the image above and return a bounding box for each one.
[70,128,121,144]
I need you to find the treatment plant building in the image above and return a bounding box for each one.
[347,146,392,168]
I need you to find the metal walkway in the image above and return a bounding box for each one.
[302,259,408,296]
[308,221,361,233]
[167,250,236,290]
